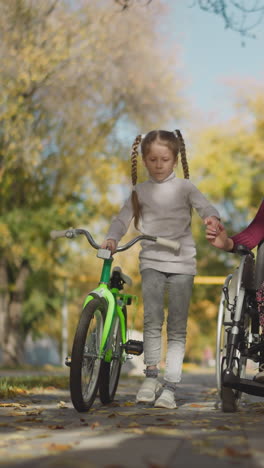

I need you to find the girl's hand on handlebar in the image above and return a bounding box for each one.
[101,238,117,254]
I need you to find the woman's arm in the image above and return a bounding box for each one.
[230,200,264,250]
[206,199,264,252]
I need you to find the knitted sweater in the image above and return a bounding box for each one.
[231,200,264,250]
[106,173,220,275]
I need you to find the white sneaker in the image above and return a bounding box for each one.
[136,378,161,403]
[254,363,264,383]
[154,389,177,409]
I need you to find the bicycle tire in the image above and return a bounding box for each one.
[99,312,124,404]
[70,298,106,412]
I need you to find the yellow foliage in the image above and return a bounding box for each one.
[0,223,11,247]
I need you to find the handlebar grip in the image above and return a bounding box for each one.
[50,229,74,240]
[156,237,180,252]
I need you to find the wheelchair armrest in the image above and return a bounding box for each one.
[234,244,254,258]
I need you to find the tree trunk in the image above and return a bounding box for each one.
[0,259,30,366]
[0,258,9,359]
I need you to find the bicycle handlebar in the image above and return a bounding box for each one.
[50,228,180,254]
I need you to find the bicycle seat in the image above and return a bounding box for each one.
[112,266,133,287]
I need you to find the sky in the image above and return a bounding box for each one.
[165,1,264,125]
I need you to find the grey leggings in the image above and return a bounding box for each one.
[141,269,194,383]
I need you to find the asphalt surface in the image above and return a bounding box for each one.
[0,368,264,468]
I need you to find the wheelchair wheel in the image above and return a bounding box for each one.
[216,275,233,402]
[216,273,248,412]
[255,240,264,290]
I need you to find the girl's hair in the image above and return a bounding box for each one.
[131,129,189,229]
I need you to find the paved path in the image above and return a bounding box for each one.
[0,369,264,468]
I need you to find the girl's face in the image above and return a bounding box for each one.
[143,142,177,182]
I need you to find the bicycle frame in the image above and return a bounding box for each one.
[82,256,136,362]
[50,227,180,411]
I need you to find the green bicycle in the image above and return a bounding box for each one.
[50,228,180,412]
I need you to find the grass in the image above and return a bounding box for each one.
[0,374,69,398]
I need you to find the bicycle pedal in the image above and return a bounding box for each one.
[65,356,71,367]
[123,339,143,356]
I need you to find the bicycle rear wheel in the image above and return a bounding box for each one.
[99,314,124,404]
[70,298,106,412]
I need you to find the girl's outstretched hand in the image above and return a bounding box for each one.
[204,215,221,235]
[101,238,117,254]
[205,222,234,251]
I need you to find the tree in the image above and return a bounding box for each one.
[194,0,264,38]
[0,0,184,365]
[115,0,264,37]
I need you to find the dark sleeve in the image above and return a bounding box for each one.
[231,200,264,250]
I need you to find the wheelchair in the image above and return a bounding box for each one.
[216,240,264,412]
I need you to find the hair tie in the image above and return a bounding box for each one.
[173,130,178,139]
[141,134,145,140]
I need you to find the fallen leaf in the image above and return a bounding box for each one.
[11,408,44,417]
[216,425,232,431]
[189,403,205,408]
[116,411,138,417]
[0,403,27,408]
[57,401,68,409]
[48,425,65,430]
[45,443,72,452]
[224,447,251,458]
[144,426,188,437]
[91,422,100,430]
[127,422,140,427]
[15,417,43,423]
[124,428,144,435]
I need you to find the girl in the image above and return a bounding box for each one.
[102,129,221,409]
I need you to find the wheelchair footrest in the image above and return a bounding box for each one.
[223,371,264,397]
[123,340,143,356]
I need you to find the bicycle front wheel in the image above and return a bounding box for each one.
[99,314,123,404]
[70,299,106,412]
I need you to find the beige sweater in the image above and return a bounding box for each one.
[106,173,220,275]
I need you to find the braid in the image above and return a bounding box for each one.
[131,134,143,229]
[174,129,189,179]
[131,134,141,188]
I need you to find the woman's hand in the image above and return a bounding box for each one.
[101,238,117,254]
